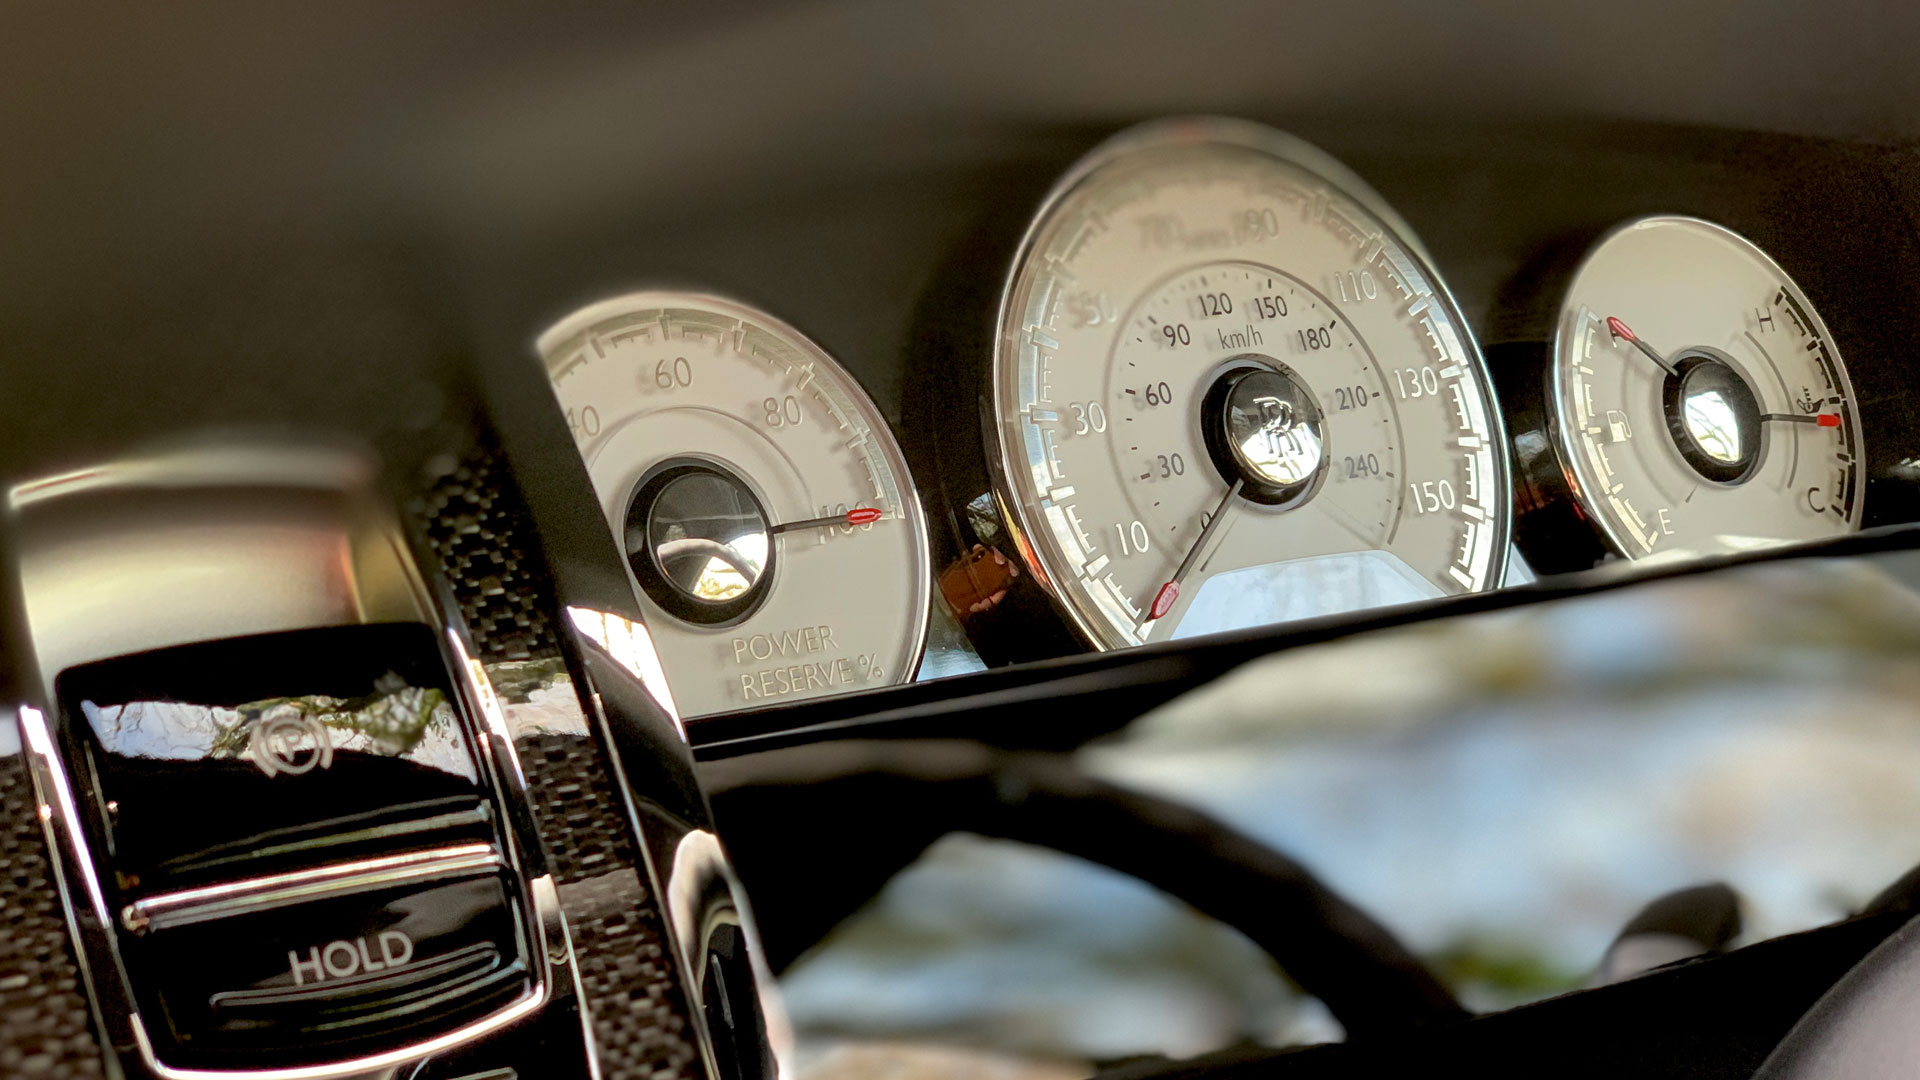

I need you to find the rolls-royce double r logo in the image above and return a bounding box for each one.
[1251,394,1301,457]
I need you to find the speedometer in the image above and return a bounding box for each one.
[989,118,1511,650]
[540,292,932,717]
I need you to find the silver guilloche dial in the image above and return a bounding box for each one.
[1550,216,1863,560]
[990,118,1511,651]
[540,292,932,717]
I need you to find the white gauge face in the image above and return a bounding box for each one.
[993,120,1510,651]
[540,292,931,717]
[1551,216,1863,561]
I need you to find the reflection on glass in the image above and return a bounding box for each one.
[80,677,473,782]
[648,471,770,603]
[55,623,493,891]
[1170,550,1442,638]
[569,606,684,736]
[1683,388,1743,465]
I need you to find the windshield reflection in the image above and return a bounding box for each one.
[1683,387,1744,464]
[648,471,770,601]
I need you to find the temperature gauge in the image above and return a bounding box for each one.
[1508,216,1862,568]
[540,292,931,717]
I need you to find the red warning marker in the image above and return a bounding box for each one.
[1763,412,1843,429]
[1149,581,1180,621]
[769,507,887,535]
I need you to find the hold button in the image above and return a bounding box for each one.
[122,868,531,1070]
[282,928,418,988]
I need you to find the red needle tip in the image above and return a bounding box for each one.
[847,507,883,525]
[1816,413,1842,428]
[1149,581,1180,621]
[1605,316,1635,343]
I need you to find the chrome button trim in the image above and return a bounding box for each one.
[122,844,502,935]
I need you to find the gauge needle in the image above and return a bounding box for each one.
[1605,316,1679,377]
[1148,479,1244,622]
[769,507,884,535]
[1763,412,1843,428]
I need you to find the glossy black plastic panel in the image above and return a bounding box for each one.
[55,623,497,896]
[124,870,528,1069]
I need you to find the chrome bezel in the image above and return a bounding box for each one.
[1545,214,1866,559]
[986,116,1513,650]
[537,289,934,706]
[5,446,564,1080]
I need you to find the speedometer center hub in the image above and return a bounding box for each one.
[1203,361,1328,507]
[1662,352,1763,484]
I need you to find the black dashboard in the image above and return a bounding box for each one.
[4,5,1920,1079]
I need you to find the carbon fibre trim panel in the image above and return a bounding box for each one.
[420,447,703,1080]
[0,751,106,1078]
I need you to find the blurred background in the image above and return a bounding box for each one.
[779,553,1920,1073]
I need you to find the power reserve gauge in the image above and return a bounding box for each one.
[540,292,932,717]
[1505,216,1862,569]
[981,118,1512,651]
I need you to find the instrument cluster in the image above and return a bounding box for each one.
[532,116,1914,720]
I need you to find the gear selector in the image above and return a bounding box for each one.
[7,444,564,1077]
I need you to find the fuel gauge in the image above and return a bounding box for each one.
[1508,216,1862,568]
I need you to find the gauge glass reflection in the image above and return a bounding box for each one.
[643,469,771,603]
